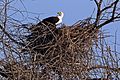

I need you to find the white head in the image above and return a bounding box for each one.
[57,11,64,19]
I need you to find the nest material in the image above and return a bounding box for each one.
[0,20,101,80]
[22,20,99,79]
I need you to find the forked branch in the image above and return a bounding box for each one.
[94,0,120,28]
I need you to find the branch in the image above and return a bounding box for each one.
[0,25,25,46]
[94,0,103,26]
[94,0,120,29]
[87,65,120,72]
[112,0,119,18]
[94,0,98,7]
[101,0,118,13]
[0,68,8,78]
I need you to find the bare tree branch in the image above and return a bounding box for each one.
[0,25,25,46]
[94,0,120,28]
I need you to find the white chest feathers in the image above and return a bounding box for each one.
[56,16,62,25]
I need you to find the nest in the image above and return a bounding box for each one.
[1,17,117,80]
[0,19,105,80]
[19,20,99,79]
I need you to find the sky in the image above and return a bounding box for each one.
[11,0,95,24]
[10,0,120,51]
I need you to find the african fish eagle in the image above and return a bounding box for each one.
[36,11,64,26]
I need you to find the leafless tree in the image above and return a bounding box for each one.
[0,0,120,80]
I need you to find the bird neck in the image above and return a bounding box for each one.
[57,14,64,19]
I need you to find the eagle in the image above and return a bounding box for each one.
[36,11,64,27]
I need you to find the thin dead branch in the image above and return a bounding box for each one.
[0,0,120,80]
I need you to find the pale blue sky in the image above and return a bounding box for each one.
[11,0,95,24]
[10,0,120,51]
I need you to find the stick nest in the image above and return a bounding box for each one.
[20,19,99,79]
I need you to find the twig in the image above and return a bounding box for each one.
[0,25,25,46]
